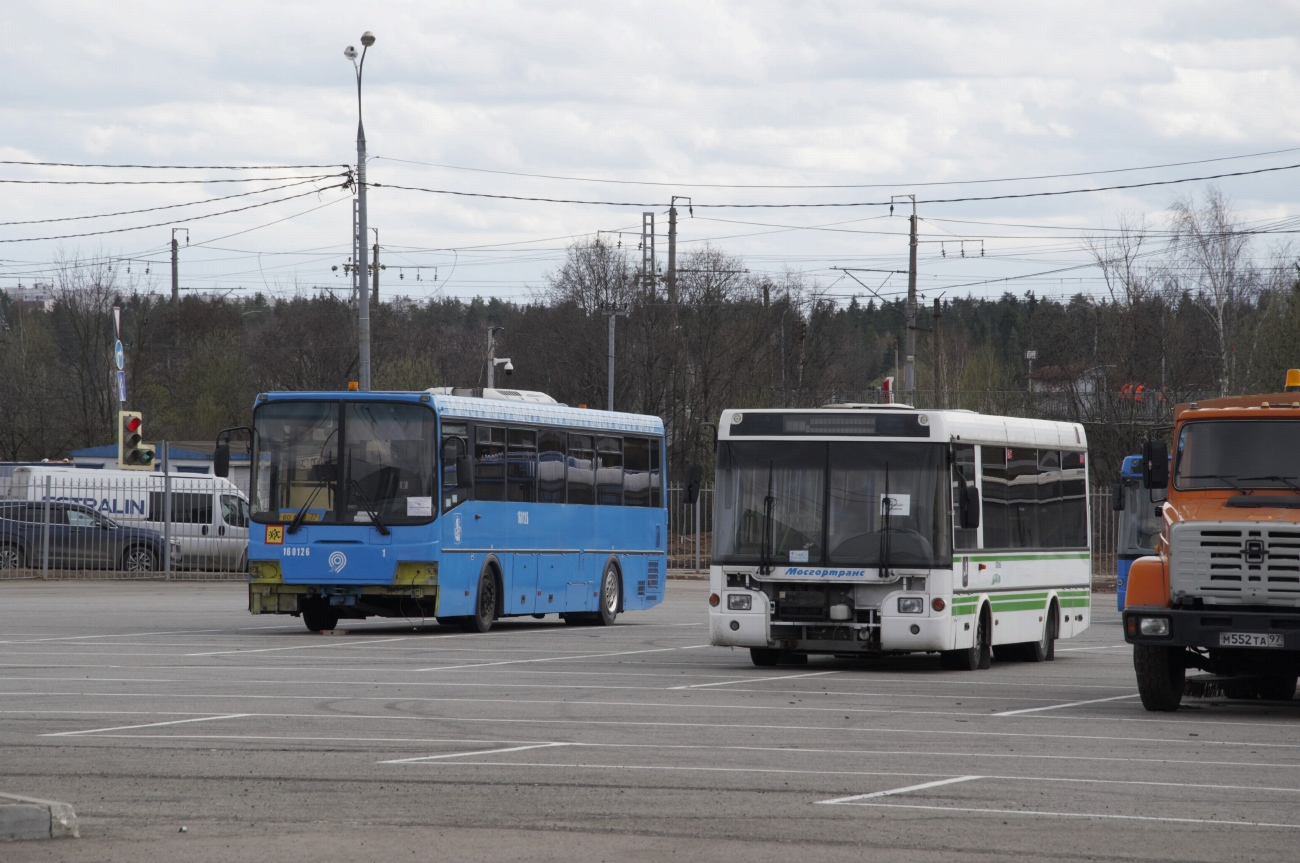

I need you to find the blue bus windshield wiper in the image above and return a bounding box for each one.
[287,483,324,535]
[760,461,774,576]
[1239,475,1300,495]
[879,461,892,579]
[349,479,391,535]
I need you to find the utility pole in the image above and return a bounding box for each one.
[371,229,380,304]
[896,194,918,404]
[606,310,628,411]
[666,205,677,304]
[641,212,655,298]
[170,228,187,304]
[345,31,376,391]
[485,326,511,389]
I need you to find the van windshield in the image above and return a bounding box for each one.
[251,400,438,525]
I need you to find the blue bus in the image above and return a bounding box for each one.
[1112,454,1161,611]
[219,388,667,632]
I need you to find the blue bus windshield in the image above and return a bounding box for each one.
[252,400,437,526]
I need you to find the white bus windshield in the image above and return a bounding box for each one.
[252,401,438,525]
[713,440,951,568]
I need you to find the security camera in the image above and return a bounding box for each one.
[503,361,514,376]
[344,45,358,61]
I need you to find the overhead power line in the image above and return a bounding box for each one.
[0,183,348,244]
[372,145,1300,190]
[0,176,343,227]
[0,161,350,170]
[0,174,337,186]
[372,162,1300,209]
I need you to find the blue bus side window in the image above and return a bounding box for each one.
[508,427,538,503]
[538,429,566,503]
[474,425,506,502]
[568,435,595,505]
[597,436,623,506]
[624,437,650,507]
[650,439,662,508]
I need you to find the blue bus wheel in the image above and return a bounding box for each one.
[596,563,621,626]
[463,567,498,633]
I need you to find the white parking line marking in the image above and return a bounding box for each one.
[994,694,1139,716]
[188,637,415,657]
[1056,644,1129,652]
[380,742,570,764]
[818,775,983,804]
[672,671,837,690]
[41,713,250,737]
[838,801,1300,829]
[414,644,709,672]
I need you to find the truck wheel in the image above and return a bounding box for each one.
[750,648,780,667]
[941,607,991,671]
[303,601,339,633]
[1134,645,1185,712]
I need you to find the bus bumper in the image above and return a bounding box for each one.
[880,611,949,652]
[709,589,770,647]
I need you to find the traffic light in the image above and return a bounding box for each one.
[118,410,156,470]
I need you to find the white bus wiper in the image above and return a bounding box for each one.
[760,461,775,576]
[349,479,391,536]
[1240,475,1300,495]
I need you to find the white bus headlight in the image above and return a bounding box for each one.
[1139,617,1170,637]
[727,594,752,611]
[897,597,924,614]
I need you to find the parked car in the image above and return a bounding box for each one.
[0,501,182,572]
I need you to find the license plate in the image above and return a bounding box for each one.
[1218,632,1284,648]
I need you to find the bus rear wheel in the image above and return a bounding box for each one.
[595,563,621,626]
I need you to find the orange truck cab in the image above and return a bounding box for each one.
[1123,370,1300,711]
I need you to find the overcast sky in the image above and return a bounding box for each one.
[5,1,1300,305]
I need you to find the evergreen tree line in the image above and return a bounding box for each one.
[2,189,1297,482]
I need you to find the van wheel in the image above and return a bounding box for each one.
[463,567,498,633]
[1134,645,1185,712]
[121,546,157,572]
[303,601,339,633]
[595,562,621,626]
[0,543,24,570]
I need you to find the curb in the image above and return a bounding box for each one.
[0,793,78,841]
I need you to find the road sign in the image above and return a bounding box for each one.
[114,340,124,370]
[116,370,127,403]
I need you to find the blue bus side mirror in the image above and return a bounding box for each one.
[214,442,230,478]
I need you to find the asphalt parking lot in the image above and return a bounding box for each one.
[3,579,1300,862]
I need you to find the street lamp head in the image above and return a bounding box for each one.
[360,31,376,47]
[344,45,358,61]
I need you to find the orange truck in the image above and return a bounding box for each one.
[1124,370,1300,711]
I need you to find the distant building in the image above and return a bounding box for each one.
[5,282,57,313]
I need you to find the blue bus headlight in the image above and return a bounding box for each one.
[727,594,752,611]
[897,597,924,614]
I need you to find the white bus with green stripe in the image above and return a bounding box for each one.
[707,405,1090,669]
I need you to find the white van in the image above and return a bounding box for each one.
[2,466,249,571]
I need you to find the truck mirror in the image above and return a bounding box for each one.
[684,464,703,506]
[960,485,981,530]
[1112,480,1125,512]
[214,442,230,478]
[1142,440,1169,489]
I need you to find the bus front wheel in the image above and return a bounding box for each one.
[941,607,991,671]
[463,567,498,633]
[303,600,339,633]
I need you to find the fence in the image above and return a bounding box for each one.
[0,470,248,581]
[667,482,1123,580]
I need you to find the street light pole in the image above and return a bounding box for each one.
[346,31,376,391]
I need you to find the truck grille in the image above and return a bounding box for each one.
[1170,522,1300,606]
